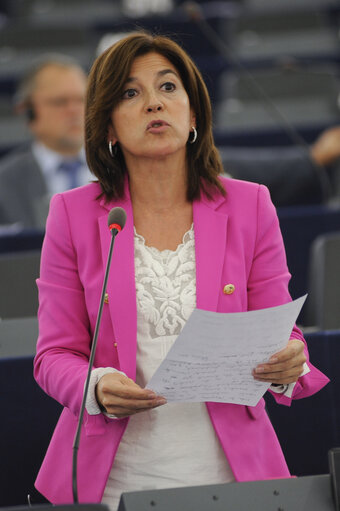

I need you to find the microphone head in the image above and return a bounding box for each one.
[183,1,203,21]
[108,207,127,233]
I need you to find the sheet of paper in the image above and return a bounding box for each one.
[146,295,307,406]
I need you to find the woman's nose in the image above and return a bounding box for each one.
[146,102,163,113]
[145,90,163,113]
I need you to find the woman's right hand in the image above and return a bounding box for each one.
[95,372,167,418]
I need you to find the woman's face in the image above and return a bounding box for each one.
[108,52,196,165]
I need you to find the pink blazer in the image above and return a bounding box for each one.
[34,177,329,504]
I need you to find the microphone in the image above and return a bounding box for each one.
[108,206,127,235]
[183,0,202,22]
[72,206,127,504]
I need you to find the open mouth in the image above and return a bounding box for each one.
[147,120,169,130]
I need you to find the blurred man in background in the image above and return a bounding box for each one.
[220,124,340,207]
[0,54,91,229]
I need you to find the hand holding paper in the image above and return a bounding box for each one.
[146,296,307,406]
[253,337,307,385]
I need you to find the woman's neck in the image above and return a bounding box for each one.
[127,157,193,251]
[128,156,188,213]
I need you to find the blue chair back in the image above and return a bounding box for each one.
[278,206,340,324]
[0,357,62,506]
[0,230,44,254]
[265,330,340,476]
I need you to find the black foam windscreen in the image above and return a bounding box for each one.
[108,207,127,231]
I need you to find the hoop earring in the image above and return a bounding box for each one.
[108,140,116,157]
[189,127,197,144]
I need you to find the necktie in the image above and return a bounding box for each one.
[58,159,82,189]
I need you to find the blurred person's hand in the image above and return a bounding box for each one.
[311,125,340,167]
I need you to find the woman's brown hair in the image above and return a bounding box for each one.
[85,31,226,201]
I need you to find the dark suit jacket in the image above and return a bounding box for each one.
[219,146,330,207]
[0,145,49,229]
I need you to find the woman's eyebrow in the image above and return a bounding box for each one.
[125,69,179,84]
[157,69,179,78]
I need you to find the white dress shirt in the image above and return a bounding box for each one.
[32,141,92,195]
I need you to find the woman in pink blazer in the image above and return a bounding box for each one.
[34,33,329,507]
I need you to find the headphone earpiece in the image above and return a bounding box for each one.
[26,105,35,122]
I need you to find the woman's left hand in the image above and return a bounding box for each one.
[253,339,307,385]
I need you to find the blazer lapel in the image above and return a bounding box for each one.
[98,187,137,379]
[193,194,228,312]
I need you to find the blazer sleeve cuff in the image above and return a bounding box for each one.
[269,362,310,397]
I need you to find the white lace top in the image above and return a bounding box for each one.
[101,225,234,511]
[134,225,196,339]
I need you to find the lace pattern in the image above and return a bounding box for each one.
[134,225,196,339]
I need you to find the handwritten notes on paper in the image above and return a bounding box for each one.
[146,296,306,406]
